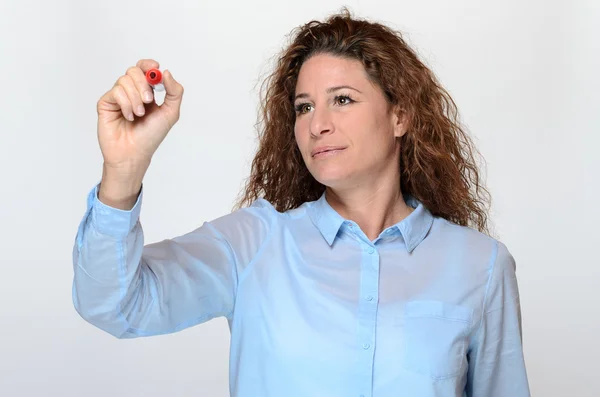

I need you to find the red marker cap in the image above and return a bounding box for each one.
[146,68,162,85]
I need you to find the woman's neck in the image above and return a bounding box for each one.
[325,182,414,241]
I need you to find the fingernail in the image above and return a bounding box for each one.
[144,92,152,102]
[137,105,145,115]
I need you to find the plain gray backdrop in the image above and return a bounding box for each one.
[1,0,598,396]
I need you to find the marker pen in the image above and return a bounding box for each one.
[146,68,165,91]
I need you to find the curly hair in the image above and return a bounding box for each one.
[233,7,493,236]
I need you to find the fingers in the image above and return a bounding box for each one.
[117,74,145,120]
[105,61,155,120]
[136,59,160,73]
[98,59,181,123]
[126,66,154,104]
[101,75,144,122]
[161,70,184,119]
[100,84,134,121]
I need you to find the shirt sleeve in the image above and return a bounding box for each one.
[71,182,272,339]
[466,241,531,396]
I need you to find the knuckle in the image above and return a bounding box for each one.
[115,86,128,102]
[117,75,130,86]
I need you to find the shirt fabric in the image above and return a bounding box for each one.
[72,182,531,397]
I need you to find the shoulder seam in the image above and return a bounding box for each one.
[203,221,240,321]
[471,239,499,347]
[237,207,278,286]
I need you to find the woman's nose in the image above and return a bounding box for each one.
[309,108,334,137]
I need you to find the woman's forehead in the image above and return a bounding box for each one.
[296,56,371,92]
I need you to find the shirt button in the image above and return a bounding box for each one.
[363,342,370,349]
[367,247,374,254]
[366,295,373,301]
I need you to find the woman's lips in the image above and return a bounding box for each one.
[311,146,347,158]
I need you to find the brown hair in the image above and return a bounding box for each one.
[233,7,493,236]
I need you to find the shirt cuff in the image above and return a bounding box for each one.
[88,182,143,239]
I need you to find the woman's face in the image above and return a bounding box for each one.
[293,53,406,191]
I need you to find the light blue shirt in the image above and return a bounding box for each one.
[72,182,530,397]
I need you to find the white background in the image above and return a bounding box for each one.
[1,0,598,396]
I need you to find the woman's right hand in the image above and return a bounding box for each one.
[96,58,184,174]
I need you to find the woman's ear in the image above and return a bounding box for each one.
[392,106,409,138]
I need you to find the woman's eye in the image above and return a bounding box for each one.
[295,104,312,114]
[295,96,354,114]
[335,95,354,105]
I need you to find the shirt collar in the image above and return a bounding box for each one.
[307,191,434,253]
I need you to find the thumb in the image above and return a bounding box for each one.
[161,69,184,117]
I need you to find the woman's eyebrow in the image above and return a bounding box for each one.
[294,85,362,101]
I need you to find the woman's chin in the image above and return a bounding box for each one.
[311,167,353,188]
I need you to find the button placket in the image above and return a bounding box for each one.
[355,244,379,397]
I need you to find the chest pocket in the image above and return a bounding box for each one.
[400,300,474,380]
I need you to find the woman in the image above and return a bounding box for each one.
[72,9,530,397]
